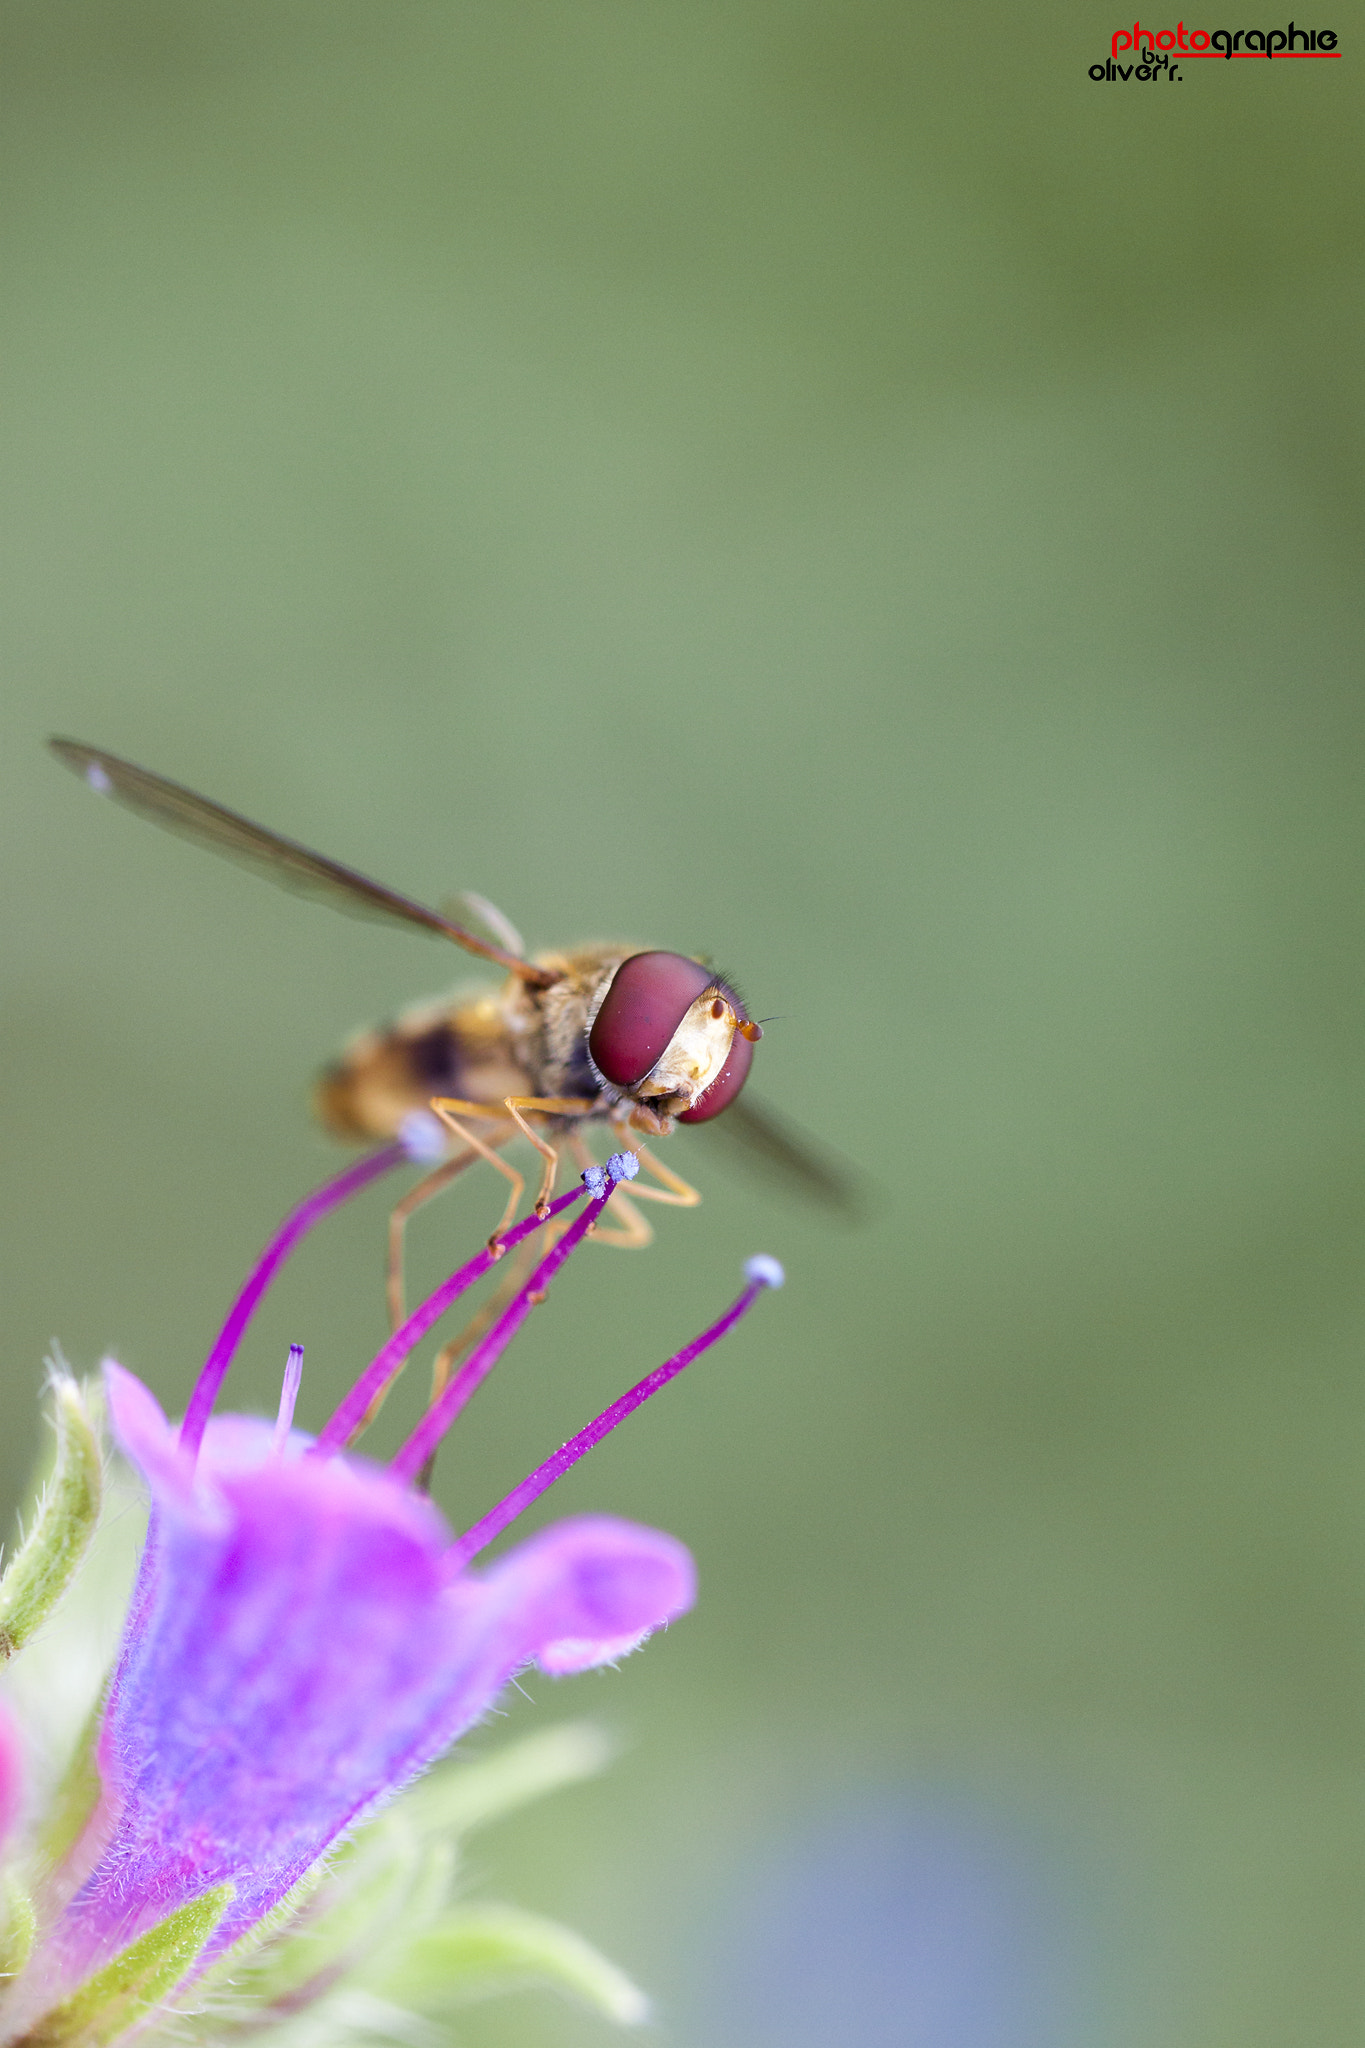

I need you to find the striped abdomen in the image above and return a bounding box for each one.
[312,989,533,1143]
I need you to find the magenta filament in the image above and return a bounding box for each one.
[314,1181,590,1457]
[446,1257,783,1569]
[387,1182,616,1484]
[177,1131,782,1584]
[181,1142,406,1459]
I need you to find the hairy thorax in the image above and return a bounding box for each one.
[312,945,634,1143]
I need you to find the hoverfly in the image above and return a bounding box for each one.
[49,739,851,1343]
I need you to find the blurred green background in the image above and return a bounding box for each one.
[2,3,1363,2042]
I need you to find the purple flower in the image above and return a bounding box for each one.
[52,1373,691,1983]
[16,1151,782,2033]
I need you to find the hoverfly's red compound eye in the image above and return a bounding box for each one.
[678,1024,755,1122]
[589,952,715,1087]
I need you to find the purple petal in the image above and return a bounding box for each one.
[0,1699,23,1856]
[46,1366,693,1984]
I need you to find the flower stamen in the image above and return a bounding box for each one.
[447,1254,784,1570]
[317,1163,642,1466]
[180,1142,407,1459]
[312,1178,601,1458]
[386,1156,640,1486]
[270,1343,305,1455]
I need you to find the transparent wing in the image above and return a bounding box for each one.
[693,1092,866,1216]
[48,739,555,986]
[439,891,527,962]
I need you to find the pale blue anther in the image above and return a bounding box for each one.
[580,1165,608,1199]
[744,1254,785,1290]
[398,1108,448,1164]
[606,1151,640,1183]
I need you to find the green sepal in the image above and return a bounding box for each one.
[362,1905,649,2026]
[193,1815,450,2016]
[15,1883,232,2048]
[0,1870,37,1978]
[35,1695,104,1873]
[399,1720,612,1841]
[0,1378,102,1663]
[188,1724,615,2030]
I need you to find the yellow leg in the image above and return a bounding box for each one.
[610,1130,703,1209]
[426,1234,540,1403]
[499,1095,597,1216]
[430,1094,595,1245]
[386,1144,480,1332]
[429,1099,522,1248]
[411,1235,542,1489]
[362,1212,544,1458]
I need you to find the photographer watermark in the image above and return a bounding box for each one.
[1089,17,1341,76]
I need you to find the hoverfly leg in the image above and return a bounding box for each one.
[593,1187,654,1248]
[568,1131,655,1249]
[386,1144,481,1331]
[429,1098,525,1251]
[412,1234,542,1492]
[610,1132,703,1211]
[498,1096,597,1218]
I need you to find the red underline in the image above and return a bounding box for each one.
[1121,49,1342,56]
